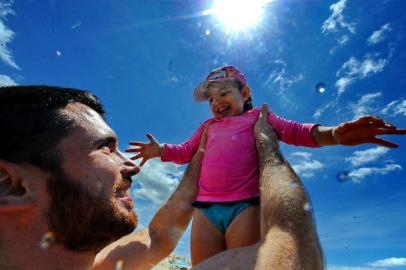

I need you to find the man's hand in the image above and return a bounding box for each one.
[254,104,283,167]
[332,115,406,148]
[126,133,163,166]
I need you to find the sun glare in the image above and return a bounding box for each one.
[210,0,271,32]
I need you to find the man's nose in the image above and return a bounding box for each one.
[120,155,141,177]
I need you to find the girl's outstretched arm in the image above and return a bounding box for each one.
[312,115,406,147]
[126,133,163,166]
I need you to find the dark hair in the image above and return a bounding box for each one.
[232,79,254,113]
[0,85,105,171]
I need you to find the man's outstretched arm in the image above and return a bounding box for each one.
[93,125,209,270]
[193,104,323,270]
[254,104,323,270]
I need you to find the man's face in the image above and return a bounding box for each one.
[45,103,140,252]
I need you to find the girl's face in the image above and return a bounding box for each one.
[207,80,250,119]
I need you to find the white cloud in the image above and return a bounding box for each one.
[132,158,183,204]
[345,146,389,167]
[380,99,406,117]
[367,23,392,45]
[291,152,324,178]
[335,53,392,95]
[264,59,304,92]
[313,100,337,120]
[367,257,406,267]
[329,35,350,54]
[335,76,353,94]
[0,73,15,86]
[291,151,312,159]
[339,34,350,45]
[349,92,382,119]
[71,21,81,29]
[0,1,19,69]
[348,163,402,183]
[56,50,62,56]
[322,0,356,34]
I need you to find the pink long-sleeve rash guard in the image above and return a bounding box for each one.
[161,108,319,202]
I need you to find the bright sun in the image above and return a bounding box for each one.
[209,0,272,32]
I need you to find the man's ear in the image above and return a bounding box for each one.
[242,86,251,101]
[0,160,35,212]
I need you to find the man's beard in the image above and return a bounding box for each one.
[45,168,138,253]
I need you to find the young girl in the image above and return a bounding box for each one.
[126,65,405,265]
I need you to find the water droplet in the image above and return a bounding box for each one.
[39,232,56,250]
[315,82,326,94]
[336,171,350,182]
[289,180,298,189]
[96,181,103,192]
[303,202,312,212]
[115,260,124,270]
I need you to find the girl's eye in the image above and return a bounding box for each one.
[221,92,227,97]
[209,98,214,103]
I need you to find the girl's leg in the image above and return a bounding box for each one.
[191,209,226,265]
[225,205,260,249]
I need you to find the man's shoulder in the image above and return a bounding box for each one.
[92,228,152,270]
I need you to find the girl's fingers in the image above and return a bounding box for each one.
[129,142,145,146]
[125,147,142,153]
[357,115,385,125]
[130,153,143,160]
[139,158,147,167]
[370,137,399,148]
[146,133,158,144]
[384,128,406,135]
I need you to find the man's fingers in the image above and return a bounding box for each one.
[258,104,269,123]
[199,120,213,149]
[370,137,399,148]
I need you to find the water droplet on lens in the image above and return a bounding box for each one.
[303,202,312,212]
[39,232,56,250]
[115,260,124,270]
[336,171,350,182]
[289,180,298,189]
[315,82,326,94]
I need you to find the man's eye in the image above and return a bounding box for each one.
[100,142,116,153]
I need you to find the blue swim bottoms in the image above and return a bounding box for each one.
[192,197,259,234]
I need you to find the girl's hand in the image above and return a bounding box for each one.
[332,116,406,148]
[126,133,163,166]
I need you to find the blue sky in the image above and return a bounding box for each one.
[1,0,405,269]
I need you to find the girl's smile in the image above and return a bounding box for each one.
[207,80,250,119]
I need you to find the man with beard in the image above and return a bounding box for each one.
[0,85,353,269]
[0,85,207,270]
